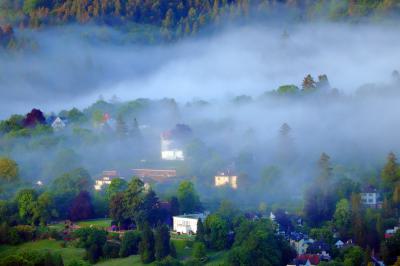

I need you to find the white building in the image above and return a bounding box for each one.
[173,213,208,234]
[214,172,238,189]
[361,186,380,208]
[335,240,344,249]
[51,117,66,131]
[161,131,184,161]
[269,212,276,221]
[94,170,119,190]
[161,149,184,161]
[290,238,315,255]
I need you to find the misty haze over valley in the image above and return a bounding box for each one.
[1,1,400,265]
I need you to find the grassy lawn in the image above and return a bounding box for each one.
[172,239,193,260]
[206,250,228,265]
[49,218,112,231]
[96,255,151,266]
[170,232,196,241]
[0,228,227,266]
[0,239,85,265]
[76,218,112,228]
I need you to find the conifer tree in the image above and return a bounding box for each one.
[154,224,170,261]
[116,114,127,137]
[381,152,400,190]
[318,153,332,183]
[139,224,155,264]
[195,218,205,243]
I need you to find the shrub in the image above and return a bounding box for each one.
[66,259,91,266]
[8,227,22,245]
[14,225,36,242]
[155,256,183,266]
[0,250,64,266]
[119,230,141,257]
[192,242,207,260]
[0,254,32,266]
[102,241,120,259]
[87,244,101,264]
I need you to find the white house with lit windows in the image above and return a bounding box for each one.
[94,170,119,190]
[214,172,238,189]
[360,185,381,208]
[173,213,208,234]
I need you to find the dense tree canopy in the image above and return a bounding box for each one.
[0,157,19,183]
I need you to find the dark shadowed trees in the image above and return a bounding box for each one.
[23,108,46,128]
[120,230,141,257]
[69,191,93,221]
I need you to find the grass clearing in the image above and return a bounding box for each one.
[206,250,228,265]
[96,255,146,266]
[49,218,112,231]
[76,218,112,228]
[172,239,193,260]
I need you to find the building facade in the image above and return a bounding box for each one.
[132,168,177,182]
[360,186,381,208]
[94,170,119,190]
[160,130,185,160]
[214,172,238,189]
[173,213,208,234]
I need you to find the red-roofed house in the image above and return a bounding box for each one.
[290,254,320,266]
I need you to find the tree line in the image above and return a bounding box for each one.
[1,0,399,42]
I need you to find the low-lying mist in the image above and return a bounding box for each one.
[1,22,399,117]
[1,21,400,205]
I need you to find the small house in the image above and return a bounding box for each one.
[94,170,119,190]
[291,254,320,266]
[360,185,381,208]
[173,212,208,234]
[385,226,399,239]
[51,117,67,131]
[160,130,184,161]
[214,172,238,189]
[132,168,177,183]
[290,238,314,255]
[335,240,344,249]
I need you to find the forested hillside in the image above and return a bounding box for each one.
[0,0,400,45]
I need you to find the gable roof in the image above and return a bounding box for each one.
[296,254,320,265]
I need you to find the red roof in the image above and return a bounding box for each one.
[102,113,110,122]
[297,254,320,265]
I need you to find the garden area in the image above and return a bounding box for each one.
[0,218,228,266]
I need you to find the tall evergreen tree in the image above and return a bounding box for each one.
[154,223,170,261]
[139,224,155,264]
[195,218,205,243]
[351,193,366,246]
[116,114,127,137]
[277,123,296,164]
[131,117,141,138]
[381,152,400,190]
[318,152,332,183]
